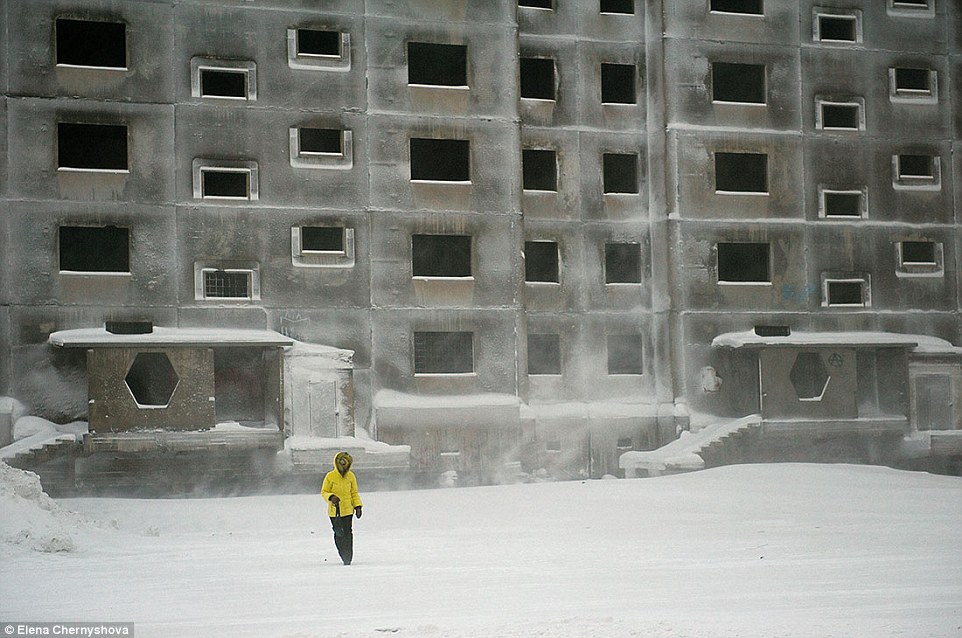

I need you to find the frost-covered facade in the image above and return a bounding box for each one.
[0,0,959,486]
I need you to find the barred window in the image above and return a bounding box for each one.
[204,270,251,299]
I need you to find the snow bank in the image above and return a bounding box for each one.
[0,416,88,461]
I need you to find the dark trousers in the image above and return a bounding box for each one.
[330,515,354,565]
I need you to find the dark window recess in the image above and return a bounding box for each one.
[522,149,557,191]
[818,16,857,41]
[525,241,560,283]
[204,271,250,298]
[825,192,862,217]
[546,439,562,452]
[408,42,467,86]
[898,154,934,178]
[717,242,770,283]
[202,171,249,198]
[710,0,764,14]
[56,18,126,68]
[894,68,931,91]
[412,234,472,277]
[414,331,474,374]
[715,152,768,193]
[201,69,247,98]
[607,334,644,375]
[827,280,864,305]
[520,57,556,100]
[302,226,344,252]
[901,241,936,264]
[603,153,639,194]
[519,0,553,8]
[59,226,129,272]
[894,0,929,5]
[125,353,179,407]
[600,0,634,14]
[821,104,859,129]
[617,437,633,449]
[58,123,127,170]
[755,325,790,337]
[410,138,470,181]
[297,29,340,56]
[601,63,636,104]
[605,243,641,284]
[528,334,562,375]
[299,128,342,154]
[106,320,153,335]
[790,353,829,400]
[712,63,765,103]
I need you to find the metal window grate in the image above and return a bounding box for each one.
[204,270,250,298]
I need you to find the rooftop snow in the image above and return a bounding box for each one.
[712,330,959,353]
[48,327,294,348]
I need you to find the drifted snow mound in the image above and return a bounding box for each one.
[0,463,102,555]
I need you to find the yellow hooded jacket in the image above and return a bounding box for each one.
[321,452,363,518]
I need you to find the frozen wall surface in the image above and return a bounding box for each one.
[0,0,958,481]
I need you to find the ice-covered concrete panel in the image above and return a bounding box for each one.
[6,202,179,307]
[802,138,872,221]
[365,18,518,119]
[520,127,581,221]
[518,0,646,41]
[0,0,8,95]
[0,98,7,198]
[582,313,656,402]
[664,40,802,131]
[369,213,522,309]
[367,115,520,214]
[366,0,515,26]
[176,306,271,330]
[522,220,589,313]
[577,131,648,222]
[269,308,371,368]
[664,1,799,47]
[575,40,646,131]
[7,99,175,203]
[518,36,580,128]
[6,0,175,103]
[0,306,9,397]
[671,131,804,220]
[582,223,652,312]
[174,107,369,209]
[874,139,954,225]
[521,312,590,403]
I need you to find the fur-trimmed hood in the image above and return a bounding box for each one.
[333,451,353,475]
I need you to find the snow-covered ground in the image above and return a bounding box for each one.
[2,463,961,638]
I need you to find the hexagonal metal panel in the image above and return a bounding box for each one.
[125,352,179,407]
[789,352,830,401]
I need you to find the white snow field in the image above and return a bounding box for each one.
[2,463,961,638]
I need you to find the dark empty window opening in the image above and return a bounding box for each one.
[755,325,791,337]
[59,226,129,273]
[605,243,642,284]
[898,155,934,179]
[202,170,250,198]
[408,42,467,86]
[519,0,554,9]
[601,63,636,104]
[125,353,179,407]
[826,280,865,306]
[410,138,470,182]
[201,69,247,98]
[712,63,766,104]
[717,242,770,283]
[824,191,863,217]
[302,226,345,252]
[297,29,340,56]
[414,332,474,374]
[412,234,472,278]
[790,353,830,401]
[603,153,638,194]
[546,439,562,452]
[525,241,560,283]
[204,270,251,299]
[710,0,764,14]
[617,437,633,450]
[818,15,857,41]
[528,334,562,375]
[820,103,860,129]
[607,335,644,375]
[715,152,768,193]
[522,149,557,191]
[520,57,556,100]
[56,18,126,68]
[900,241,936,264]
[601,0,634,14]
[58,123,128,171]
[894,68,932,93]
[893,0,929,6]
[299,128,343,154]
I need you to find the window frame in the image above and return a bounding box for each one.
[55,17,128,70]
[292,226,356,269]
[709,0,765,17]
[714,152,769,195]
[287,27,351,71]
[413,331,475,376]
[815,98,865,131]
[191,58,257,101]
[821,274,871,308]
[716,242,772,285]
[812,10,862,44]
[289,127,353,169]
[887,0,935,18]
[892,153,941,191]
[895,240,944,278]
[889,67,938,103]
[194,261,261,302]
[406,41,469,88]
[711,62,767,105]
[192,160,259,201]
[818,186,868,219]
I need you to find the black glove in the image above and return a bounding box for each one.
[329,495,340,504]
[354,506,363,519]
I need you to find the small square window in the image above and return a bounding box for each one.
[601,63,636,104]
[287,28,350,71]
[292,226,356,268]
[822,276,870,307]
[519,0,554,9]
[525,241,560,283]
[816,100,863,130]
[607,334,644,375]
[191,58,256,101]
[710,0,764,15]
[819,188,867,219]
[302,226,344,252]
[299,128,342,154]
[605,243,641,284]
[297,30,340,56]
[889,68,937,102]
[546,439,562,452]
[290,127,353,169]
[192,160,258,201]
[59,225,129,273]
[717,242,770,283]
[893,154,940,190]
[603,153,639,194]
[408,42,467,87]
[814,13,861,43]
[520,57,556,100]
[522,149,557,191]
[56,18,126,69]
[616,437,633,449]
[715,152,768,194]
[414,331,474,374]
[194,262,261,301]
[712,63,766,104]
[410,138,470,182]
[57,122,128,171]
[600,0,634,14]
[896,241,943,277]
[412,234,472,278]
[528,333,562,375]
[887,0,934,17]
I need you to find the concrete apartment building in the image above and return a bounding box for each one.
[0,0,959,488]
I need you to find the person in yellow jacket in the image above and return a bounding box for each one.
[321,451,363,565]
